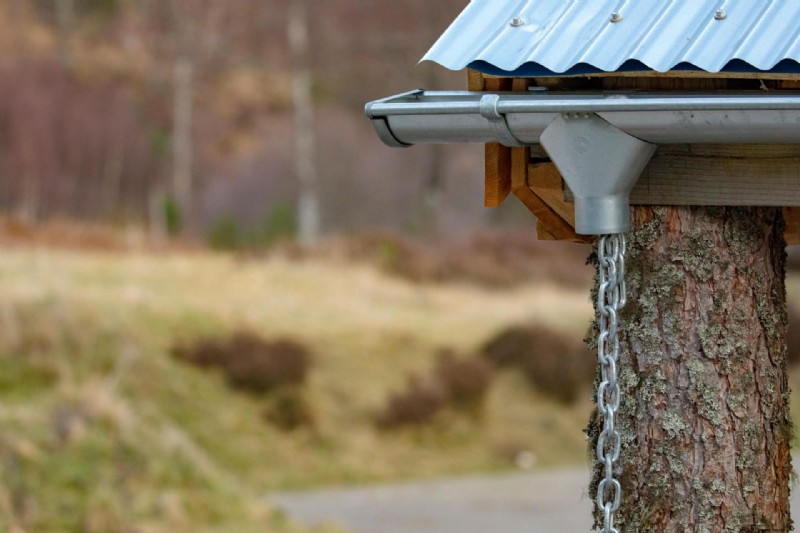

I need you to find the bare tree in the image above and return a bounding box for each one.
[54,0,74,67]
[416,9,449,236]
[134,0,232,234]
[288,0,320,243]
[172,56,194,221]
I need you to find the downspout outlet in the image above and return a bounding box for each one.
[540,113,657,235]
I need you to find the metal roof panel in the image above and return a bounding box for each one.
[422,0,800,76]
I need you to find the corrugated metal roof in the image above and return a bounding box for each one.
[423,0,800,76]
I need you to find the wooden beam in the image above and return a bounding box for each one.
[484,143,511,207]
[534,71,800,81]
[631,145,800,206]
[467,69,484,91]
[510,149,591,244]
[783,207,800,245]
[552,145,800,208]
[536,220,558,241]
[472,73,515,208]
[528,162,575,226]
[482,77,512,92]
[511,78,529,92]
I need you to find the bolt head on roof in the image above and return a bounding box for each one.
[715,9,727,20]
[610,12,623,23]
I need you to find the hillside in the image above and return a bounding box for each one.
[0,236,596,531]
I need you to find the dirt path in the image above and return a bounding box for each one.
[270,468,589,533]
[270,465,800,533]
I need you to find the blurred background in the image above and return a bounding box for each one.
[1,1,800,532]
[0,0,537,240]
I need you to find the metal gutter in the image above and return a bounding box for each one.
[365,90,800,147]
[365,89,800,235]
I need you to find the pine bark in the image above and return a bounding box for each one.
[588,206,792,532]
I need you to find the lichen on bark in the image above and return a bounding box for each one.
[587,206,792,532]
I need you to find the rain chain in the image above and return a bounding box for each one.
[595,234,626,533]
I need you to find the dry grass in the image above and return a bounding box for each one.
[273,230,593,289]
[0,243,598,530]
[9,243,800,531]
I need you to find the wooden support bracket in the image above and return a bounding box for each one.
[470,73,513,208]
[513,151,592,244]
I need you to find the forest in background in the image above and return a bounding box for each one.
[0,5,603,531]
[0,0,534,245]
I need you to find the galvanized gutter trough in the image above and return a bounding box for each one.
[366,90,800,146]
[365,89,800,234]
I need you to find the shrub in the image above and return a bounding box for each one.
[224,336,310,394]
[481,326,536,368]
[172,331,311,395]
[377,351,495,429]
[377,375,447,428]
[263,388,315,431]
[258,202,298,245]
[208,203,298,252]
[172,337,225,368]
[481,324,594,404]
[434,350,494,419]
[208,216,242,250]
[163,196,182,237]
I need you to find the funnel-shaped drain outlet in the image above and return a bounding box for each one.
[540,114,657,235]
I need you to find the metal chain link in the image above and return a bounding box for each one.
[595,234,626,533]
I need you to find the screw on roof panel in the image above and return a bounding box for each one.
[610,12,623,23]
[510,17,526,27]
[715,9,727,20]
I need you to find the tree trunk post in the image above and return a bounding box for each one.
[589,206,792,532]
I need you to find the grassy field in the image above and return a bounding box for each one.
[0,245,596,532]
[5,243,800,532]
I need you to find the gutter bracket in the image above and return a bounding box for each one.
[540,113,657,235]
[479,94,527,147]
